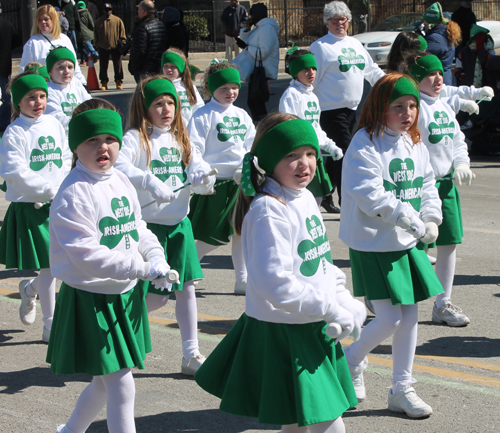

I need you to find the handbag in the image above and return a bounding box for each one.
[231,48,254,81]
[248,48,270,103]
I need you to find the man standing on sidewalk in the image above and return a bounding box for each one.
[94,3,126,90]
[348,0,369,34]
[221,0,248,62]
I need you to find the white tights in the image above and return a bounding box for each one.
[196,235,247,284]
[26,268,56,330]
[146,281,199,359]
[434,245,457,308]
[346,299,418,393]
[61,368,136,433]
[281,417,345,433]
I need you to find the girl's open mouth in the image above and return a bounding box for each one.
[97,155,109,163]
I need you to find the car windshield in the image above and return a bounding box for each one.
[372,14,422,32]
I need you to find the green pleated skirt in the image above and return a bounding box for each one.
[350,244,444,304]
[0,201,51,270]
[307,159,333,198]
[195,314,358,427]
[46,282,152,376]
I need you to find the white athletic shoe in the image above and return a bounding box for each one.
[234,281,246,295]
[343,345,368,403]
[19,279,37,325]
[388,386,433,418]
[432,302,470,327]
[42,326,51,343]
[56,424,66,432]
[427,254,437,265]
[181,351,206,376]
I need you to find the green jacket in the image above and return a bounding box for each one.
[348,0,369,15]
[78,9,94,43]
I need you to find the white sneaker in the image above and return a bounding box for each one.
[427,254,436,265]
[181,351,206,376]
[42,326,51,343]
[234,281,246,295]
[343,345,368,403]
[56,424,66,432]
[432,302,470,327]
[388,386,433,418]
[19,279,37,325]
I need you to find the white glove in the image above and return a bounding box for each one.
[453,164,474,186]
[327,305,354,344]
[323,141,343,161]
[190,170,216,195]
[478,86,494,102]
[146,256,170,281]
[233,167,242,185]
[189,171,205,188]
[151,276,173,292]
[336,291,367,341]
[41,185,57,202]
[460,100,479,115]
[396,214,426,239]
[150,180,175,204]
[420,221,439,244]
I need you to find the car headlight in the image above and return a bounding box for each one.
[367,42,391,48]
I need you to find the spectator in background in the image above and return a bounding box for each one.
[76,1,99,66]
[94,3,126,90]
[0,14,22,133]
[55,7,69,35]
[83,0,99,22]
[348,0,369,34]
[162,6,189,58]
[47,0,80,53]
[221,0,248,62]
[452,0,476,59]
[128,0,166,83]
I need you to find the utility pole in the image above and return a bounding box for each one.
[21,0,37,43]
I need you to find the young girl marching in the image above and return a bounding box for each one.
[279,49,343,205]
[339,73,443,418]
[115,76,215,375]
[187,61,256,295]
[47,98,171,433]
[162,48,204,125]
[195,113,365,433]
[0,72,71,342]
[45,47,92,135]
[407,54,474,326]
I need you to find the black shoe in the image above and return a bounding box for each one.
[321,197,340,214]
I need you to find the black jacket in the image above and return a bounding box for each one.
[0,17,22,76]
[128,14,167,75]
[47,0,79,32]
[162,7,189,57]
[220,4,247,37]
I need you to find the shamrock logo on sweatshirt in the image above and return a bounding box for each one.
[297,215,333,277]
[99,196,139,249]
[383,158,423,211]
[61,93,78,116]
[428,111,455,145]
[304,101,320,126]
[29,136,62,172]
[151,147,187,187]
[177,90,191,111]
[338,48,366,72]
[217,116,248,142]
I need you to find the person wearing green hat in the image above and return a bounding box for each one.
[423,2,461,85]
[45,46,92,135]
[47,97,171,433]
[452,0,477,57]
[76,0,99,66]
[386,32,428,73]
[196,112,360,433]
[408,53,474,328]
[0,71,71,343]
[340,72,443,418]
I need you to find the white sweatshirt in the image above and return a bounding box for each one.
[187,98,256,179]
[339,128,442,252]
[309,32,385,111]
[441,84,482,100]
[243,177,344,325]
[49,161,165,294]
[19,33,87,85]
[279,79,338,151]
[171,78,204,125]
[0,113,72,203]
[418,92,470,179]
[46,80,92,135]
[115,126,211,226]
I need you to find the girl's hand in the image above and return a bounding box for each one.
[328,305,354,344]
[151,182,175,204]
[453,164,475,186]
[323,142,343,161]
[478,86,494,102]
[336,291,367,341]
[397,215,425,239]
[460,100,479,115]
[190,169,216,195]
[147,256,170,281]
[233,167,242,185]
[420,222,439,244]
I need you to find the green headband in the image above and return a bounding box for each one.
[25,65,50,82]
[46,47,76,73]
[288,54,317,78]
[417,35,428,52]
[11,74,48,108]
[241,118,320,196]
[423,2,448,25]
[207,68,241,94]
[161,52,186,74]
[408,55,443,83]
[144,78,178,111]
[388,77,420,107]
[68,109,123,152]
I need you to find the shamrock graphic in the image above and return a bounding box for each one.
[428,111,455,145]
[304,101,320,126]
[150,147,187,187]
[216,116,248,142]
[30,136,62,172]
[338,48,366,72]
[297,215,333,277]
[99,196,139,250]
[383,158,423,211]
[61,93,78,117]
[177,90,191,111]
